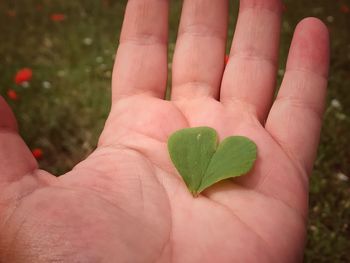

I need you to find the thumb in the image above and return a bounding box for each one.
[0,96,37,185]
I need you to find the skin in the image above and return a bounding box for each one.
[0,0,329,262]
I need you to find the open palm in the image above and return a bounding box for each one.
[0,1,329,262]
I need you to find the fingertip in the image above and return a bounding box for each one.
[287,17,330,78]
[297,17,330,44]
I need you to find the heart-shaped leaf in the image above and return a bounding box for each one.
[197,136,257,193]
[168,127,257,196]
[167,127,218,195]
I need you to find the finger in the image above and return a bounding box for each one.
[221,0,283,122]
[112,0,169,101]
[171,0,229,100]
[265,18,330,174]
[0,97,37,184]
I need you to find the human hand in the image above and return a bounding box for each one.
[0,0,329,262]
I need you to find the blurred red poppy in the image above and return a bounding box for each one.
[102,0,110,8]
[50,13,66,22]
[7,10,16,17]
[7,89,19,100]
[15,68,33,85]
[340,4,350,13]
[32,148,43,159]
[225,55,229,65]
[282,3,287,13]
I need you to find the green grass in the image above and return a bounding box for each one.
[1,0,349,261]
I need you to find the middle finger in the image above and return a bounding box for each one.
[171,0,229,100]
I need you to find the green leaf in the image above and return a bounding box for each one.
[197,136,257,194]
[168,127,257,196]
[167,127,218,195]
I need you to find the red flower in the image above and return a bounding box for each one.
[7,10,16,17]
[225,55,229,65]
[32,148,43,159]
[7,89,19,100]
[340,4,350,13]
[282,3,287,13]
[15,68,33,85]
[50,13,66,22]
[102,0,110,8]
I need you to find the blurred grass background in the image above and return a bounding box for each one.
[0,0,349,261]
